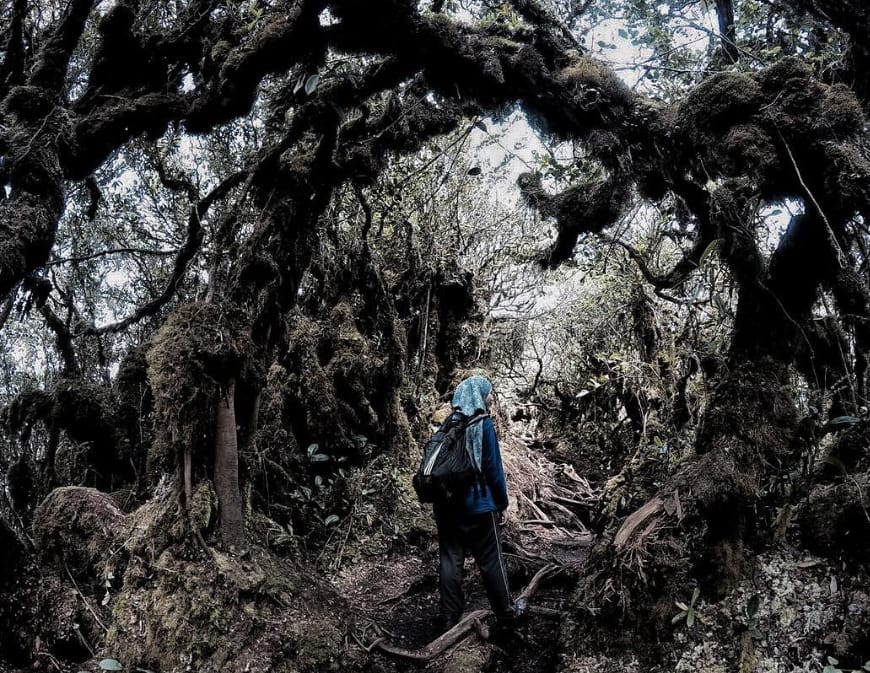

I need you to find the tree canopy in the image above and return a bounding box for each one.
[2,0,870,671]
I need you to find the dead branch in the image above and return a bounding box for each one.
[64,564,108,633]
[614,497,663,550]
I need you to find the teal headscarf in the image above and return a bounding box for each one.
[451,375,493,471]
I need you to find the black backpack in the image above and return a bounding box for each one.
[413,412,488,503]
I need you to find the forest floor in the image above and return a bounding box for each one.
[336,549,576,673]
[326,417,870,673]
[330,420,598,673]
[4,415,870,672]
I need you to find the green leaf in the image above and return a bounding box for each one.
[306,443,319,456]
[671,610,687,624]
[746,593,761,619]
[304,74,320,95]
[698,238,722,268]
[828,415,860,427]
[691,587,700,605]
[686,610,695,627]
[310,453,329,462]
[324,514,340,525]
[99,660,124,671]
[473,120,488,132]
[618,28,628,39]
[467,166,482,176]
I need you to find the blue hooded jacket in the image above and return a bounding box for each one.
[461,415,508,514]
[437,376,509,516]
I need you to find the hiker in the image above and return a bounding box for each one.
[431,374,521,631]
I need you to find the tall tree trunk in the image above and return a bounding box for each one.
[715,0,739,63]
[214,378,245,548]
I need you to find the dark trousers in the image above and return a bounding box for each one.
[435,509,512,623]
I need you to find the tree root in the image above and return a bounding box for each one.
[368,564,561,662]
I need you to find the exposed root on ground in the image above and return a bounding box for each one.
[367,564,561,662]
[505,435,597,569]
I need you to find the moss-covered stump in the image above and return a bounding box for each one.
[799,471,870,559]
[2,487,128,666]
[104,545,358,673]
[32,486,126,583]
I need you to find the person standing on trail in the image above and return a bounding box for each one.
[433,374,522,631]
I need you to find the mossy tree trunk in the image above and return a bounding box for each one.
[214,377,244,548]
[613,182,852,593]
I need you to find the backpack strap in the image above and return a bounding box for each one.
[464,412,489,427]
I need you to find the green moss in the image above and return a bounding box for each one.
[558,57,631,107]
[756,56,812,93]
[104,545,360,672]
[677,72,760,140]
[146,301,254,464]
[32,487,126,583]
[721,125,778,179]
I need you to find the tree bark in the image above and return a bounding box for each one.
[214,378,245,549]
[715,0,739,63]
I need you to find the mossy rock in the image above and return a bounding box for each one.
[32,486,126,583]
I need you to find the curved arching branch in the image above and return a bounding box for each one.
[85,168,248,336]
[0,0,28,96]
[27,0,99,91]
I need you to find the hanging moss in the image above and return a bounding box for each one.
[0,389,53,443]
[146,302,254,474]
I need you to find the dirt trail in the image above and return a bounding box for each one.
[334,427,597,672]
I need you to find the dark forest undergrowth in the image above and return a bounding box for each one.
[4,405,870,673]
